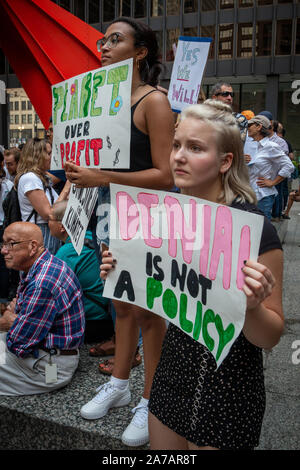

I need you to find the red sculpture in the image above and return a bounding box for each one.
[0,0,103,128]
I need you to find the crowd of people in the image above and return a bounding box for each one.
[0,16,297,450]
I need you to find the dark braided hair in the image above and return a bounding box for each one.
[109,17,162,87]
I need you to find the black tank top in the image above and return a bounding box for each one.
[116,89,157,173]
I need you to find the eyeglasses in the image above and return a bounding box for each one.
[96,33,124,53]
[0,240,32,250]
[215,91,234,98]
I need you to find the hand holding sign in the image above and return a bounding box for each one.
[65,161,107,188]
[242,259,276,311]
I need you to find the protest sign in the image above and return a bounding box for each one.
[51,58,132,170]
[62,184,98,255]
[103,184,264,367]
[168,37,212,113]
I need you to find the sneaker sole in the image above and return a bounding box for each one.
[121,435,149,447]
[81,393,131,420]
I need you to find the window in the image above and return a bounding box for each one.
[9,101,13,111]
[220,0,234,9]
[201,0,216,10]
[167,0,180,15]
[119,0,131,16]
[184,0,197,13]
[183,27,198,37]
[21,100,26,110]
[239,0,253,6]
[27,102,32,110]
[15,115,19,124]
[14,101,19,111]
[103,0,115,22]
[151,0,163,16]
[237,23,253,57]
[28,114,32,124]
[88,0,100,23]
[240,83,266,115]
[74,0,85,20]
[22,114,26,124]
[278,82,300,152]
[256,21,272,56]
[276,20,292,56]
[166,28,180,61]
[218,24,234,59]
[296,19,300,54]
[135,0,146,17]
[201,25,215,59]
[257,0,273,4]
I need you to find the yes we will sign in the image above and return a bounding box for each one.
[104,184,264,367]
[168,36,212,113]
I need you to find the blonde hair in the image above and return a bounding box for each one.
[180,101,257,205]
[15,138,50,188]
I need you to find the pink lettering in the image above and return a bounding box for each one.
[164,195,197,264]
[236,225,251,290]
[137,193,162,249]
[199,205,211,277]
[116,192,139,241]
[209,206,232,289]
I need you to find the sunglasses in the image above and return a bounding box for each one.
[215,91,234,98]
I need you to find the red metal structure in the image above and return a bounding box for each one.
[0,0,103,129]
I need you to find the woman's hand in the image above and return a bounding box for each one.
[100,250,117,280]
[242,259,275,311]
[64,162,108,188]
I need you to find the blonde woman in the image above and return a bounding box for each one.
[15,138,69,254]
[100,101,284,450]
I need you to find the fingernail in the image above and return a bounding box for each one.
[243,260,247,265]
[113,258,117,263]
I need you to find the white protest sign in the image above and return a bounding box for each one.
[51,58,133,170]
[104,184,264,368]
[62,184,98,255]
[168,37,212,113]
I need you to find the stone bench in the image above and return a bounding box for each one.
[0,344,148,450]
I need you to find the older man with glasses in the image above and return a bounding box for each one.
[0,221,85,395]
[211,81,248,143]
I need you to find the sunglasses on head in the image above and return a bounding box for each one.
[216,91,234,98]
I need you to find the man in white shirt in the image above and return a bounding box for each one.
[247,115,294,220]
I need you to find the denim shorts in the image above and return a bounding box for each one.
[96,186,110,248]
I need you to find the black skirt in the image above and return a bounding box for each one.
[149,324,266,450]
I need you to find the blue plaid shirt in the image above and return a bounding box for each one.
[6,250,85,358]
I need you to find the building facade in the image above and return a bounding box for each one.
[7,88,45,147]
[1,0,300,152]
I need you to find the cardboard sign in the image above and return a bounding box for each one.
[62,184,98,255]
[51,58,133,170]
[168,37,212,113]
[103,184,264,367]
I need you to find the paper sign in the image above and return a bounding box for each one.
[51,58,133,170]
[62,185,98,255]
[103,184,264,367]
[168,37,212,113]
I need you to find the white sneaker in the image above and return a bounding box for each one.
[80,382,131,420]
[121,399,149,447]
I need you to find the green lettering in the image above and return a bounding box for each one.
[202,309,215,352]
[61,83,68,122]
[79,72,92,118]
[193,301,203,341]
[146,277,162,310]
[68,79,79,120]
[179,293,193,333]
[52,86,64,125]
[107,65,129,116]
[162,289,178,319]
[91,70,106,117]
[215,314,235,361]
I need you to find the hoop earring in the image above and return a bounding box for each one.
[136,58,140,70]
